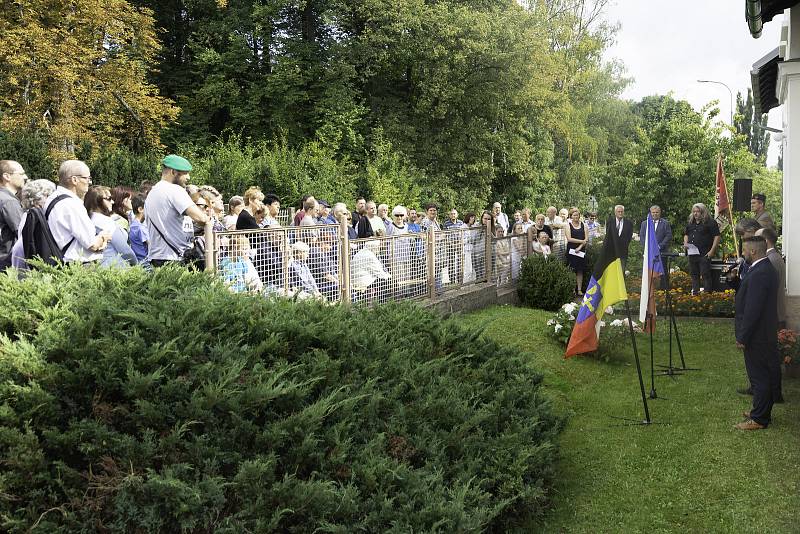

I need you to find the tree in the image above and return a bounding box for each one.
[734,89,770,163]
[0,0,178,156]
[594,94,761,231]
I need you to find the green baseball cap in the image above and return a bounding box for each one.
[161,154,193,172]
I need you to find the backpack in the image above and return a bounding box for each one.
[21,194,74,267]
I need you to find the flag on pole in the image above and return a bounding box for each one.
[714,155,731,233]
[639,213,664,333]
[565,219,628,357]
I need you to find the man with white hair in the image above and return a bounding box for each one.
[333,202,357,240]
[377,203,393,235]
[613,204,634,269]
[0,160,26,269]
[493,202,509,236]
[44,160,111,263]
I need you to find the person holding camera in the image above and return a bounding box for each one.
[145,155,208,268]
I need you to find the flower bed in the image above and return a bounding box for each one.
[547,303,642,361]
[628,288,735,318]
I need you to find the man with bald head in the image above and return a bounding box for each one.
[44,160,110,263]
[0,160,26,269]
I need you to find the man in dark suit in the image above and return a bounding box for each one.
[613,204,633,269]
[640,205,673,289]
[734,236,779,430]
[638,205,672,254]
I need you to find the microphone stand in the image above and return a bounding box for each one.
[656,253,698,376]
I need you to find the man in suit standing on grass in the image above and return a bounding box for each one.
[613,204,634,270]
[734,236,779,430]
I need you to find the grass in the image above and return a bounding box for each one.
[461,305,800,533]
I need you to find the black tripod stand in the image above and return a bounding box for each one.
[655,253,698,377]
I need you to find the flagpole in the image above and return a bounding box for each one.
[724,173,740,258]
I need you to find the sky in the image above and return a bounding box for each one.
[602,0,784,165]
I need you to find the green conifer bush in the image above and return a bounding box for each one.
[517,255,577,311]
[0,265,562,532]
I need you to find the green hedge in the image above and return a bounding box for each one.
[0,266,562,532]
[517,255,576,311]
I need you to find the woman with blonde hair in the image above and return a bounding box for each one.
[236,186,265,230]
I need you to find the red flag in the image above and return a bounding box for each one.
[714,155,731,232]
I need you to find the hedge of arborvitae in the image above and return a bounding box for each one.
[517,255,577,311]
[0,265,562,532]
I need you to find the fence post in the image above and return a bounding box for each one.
[427,226,436,299]
[204,220,215,273]
[485,220,493,284]
[340,218,351,304]
[288,207,296,225]
[526,227,533,257]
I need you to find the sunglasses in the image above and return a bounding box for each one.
[102,196,113,201]
[196,202,208,208]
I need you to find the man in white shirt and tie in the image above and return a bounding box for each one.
[613,204,633,269]
[638,205,673,255]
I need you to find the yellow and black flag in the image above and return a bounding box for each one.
[565,217,629,357]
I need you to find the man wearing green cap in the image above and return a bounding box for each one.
[144,154,208,266]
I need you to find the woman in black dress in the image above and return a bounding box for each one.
[565,207,588,295]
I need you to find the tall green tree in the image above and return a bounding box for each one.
[595,95,760,227]
[734,88,770,163]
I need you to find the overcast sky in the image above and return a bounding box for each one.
[602,0,784,165]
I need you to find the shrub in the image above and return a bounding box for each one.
[80,145,161,190]
[517,254,576,311]
[0,129,56,181]
[0,265,562,532]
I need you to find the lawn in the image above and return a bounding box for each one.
[462,306,800,533]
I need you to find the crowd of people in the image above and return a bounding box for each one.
[0,155,782,307]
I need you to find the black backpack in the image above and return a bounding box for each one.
[21,194,74,267]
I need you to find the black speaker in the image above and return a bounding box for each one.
[733,178,752,212]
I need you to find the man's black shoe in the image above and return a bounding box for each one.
[736,387,754,396]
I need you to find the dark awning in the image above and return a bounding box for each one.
[746,0,799,37]
[751,47,781,114]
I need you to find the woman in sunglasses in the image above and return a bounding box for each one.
[84,186,138,267]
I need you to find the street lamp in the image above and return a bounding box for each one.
[698,79,734,126]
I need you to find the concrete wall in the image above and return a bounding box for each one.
[424,282,518,314]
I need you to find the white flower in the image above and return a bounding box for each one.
[562,302,576,314]
[598,321,606,328]
[605,306,614,315]
[624,270,631,276]
[610,319,623,327]
[554,324,563,332]
[568,314,575,321]
[547,319,555,326]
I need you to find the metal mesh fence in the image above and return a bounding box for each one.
[434,228,488,293]
[212,225,343,302]
[209,223,509,303]
[349,232,428,304]
[492,234,527,287]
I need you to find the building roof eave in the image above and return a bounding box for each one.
[746,1,800,38]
